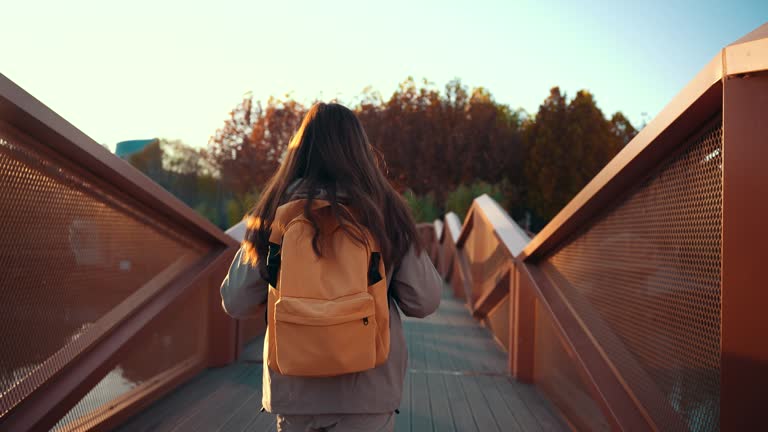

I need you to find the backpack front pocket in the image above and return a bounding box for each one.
[273,291,377,377]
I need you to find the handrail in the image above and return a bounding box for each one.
[473,194,530,257]
[430,194,665,431]
[521,52,722,261]
[1,251,232,432]
[0,73,238,250]
[433,219,443,242]
[522,26,768,262]
[443,212,462,242]
[0,74,240,431]
[426,24,768,431]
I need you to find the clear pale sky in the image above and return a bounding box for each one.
[2,1,766,150]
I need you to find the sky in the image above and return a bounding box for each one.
[2,0,766,150]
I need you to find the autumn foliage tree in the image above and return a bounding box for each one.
[200,78,636,229]
[524,88,637,222]
[355,78,524,203]
[208,96,307,198]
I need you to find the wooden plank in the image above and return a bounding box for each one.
[119,283,570,432]
[409,329,426,371]
[474,375,524,432]
[492,377,544,432]
[115,366,240,432]
[424,325,456,432]
[427,374,456,432]
[188,365,261,431]
[164,365,253,432]
[514,382,569,432]
[216,392,262,432]
[411,372,432,432]
[443,374,478,432]
[459,375,500,432]
[246,412,276,432]
[173,366,260,431]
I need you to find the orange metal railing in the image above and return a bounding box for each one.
[0,74,241,432]
[2,23,768,432]
[420,25,768,432]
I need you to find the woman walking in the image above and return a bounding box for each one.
[220,102,442,432]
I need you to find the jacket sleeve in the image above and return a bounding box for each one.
[220,246,269,319]
[391,244,442,318]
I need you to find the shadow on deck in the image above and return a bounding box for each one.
[116,287,568,431]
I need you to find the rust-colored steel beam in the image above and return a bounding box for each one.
[510,266,535,383]
[724,23,768,76]
[0,254,199,418]
[455,208,475,248]
[721,71,768,431]
[523,23,768,263]
[443,212,462,245]
[0,73,237,250]
[472,267,510,319]
[75,361,202,432]
[522,56,723,262]
[517,263,654,431]
[472,194,529,256]
[433,219,443,243]
[0,249,231,432]
[453,248,474,304]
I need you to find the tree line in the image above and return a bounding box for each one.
[128,77,637,232]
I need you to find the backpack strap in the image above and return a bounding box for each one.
[267,199,385,287]
[268,199,332,245]
[265,199,333,287]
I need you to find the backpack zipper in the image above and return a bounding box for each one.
[363,317,369,326]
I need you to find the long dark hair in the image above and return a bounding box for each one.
[242,102,419,269]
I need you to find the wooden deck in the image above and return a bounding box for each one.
[116,288,567,431]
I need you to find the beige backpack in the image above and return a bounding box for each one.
[264,199,390,377]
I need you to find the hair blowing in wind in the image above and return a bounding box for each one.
[242,102,420,269]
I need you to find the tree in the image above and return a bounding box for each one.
[208,95,306,198]
[202,79,633,231]
[524,87,569,220]
[610,112,638,146]
[355,77,523,206]
[129,140,165,185]
[523,88,631,222]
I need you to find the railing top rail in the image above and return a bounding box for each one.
[523,23,768,261]
[522,52,723,261]
[471,194,530,258]
[444,212,462,241]
[433,219,444,242]
[725,22,768,75]
[0,73,237,248]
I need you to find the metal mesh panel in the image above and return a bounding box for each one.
[0,130,208,416]
[51,281,208,431]
[542,123,722,431]
[534,300,611,431]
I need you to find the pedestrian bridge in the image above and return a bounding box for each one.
[1,26,767,431]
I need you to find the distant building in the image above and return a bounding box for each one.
[115,139,158,159]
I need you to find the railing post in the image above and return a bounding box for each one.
[721,72,768,431]
[510,263,535,382]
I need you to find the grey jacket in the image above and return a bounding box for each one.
[220,195,443,415]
